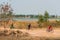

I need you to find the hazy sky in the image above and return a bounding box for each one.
[0,0,60,15]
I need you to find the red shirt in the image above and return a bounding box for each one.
[48,25,52,30]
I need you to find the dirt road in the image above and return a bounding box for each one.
[19,28,60,38]
[0,28,60,38]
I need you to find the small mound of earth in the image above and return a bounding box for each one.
[0,29,32,40]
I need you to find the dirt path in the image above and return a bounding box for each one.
[19,28,60,38]
[0,28,60,38]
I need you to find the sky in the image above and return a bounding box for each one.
[0,0,60,15]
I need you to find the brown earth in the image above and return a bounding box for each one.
[0,28,60,40]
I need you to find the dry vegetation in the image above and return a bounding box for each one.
[13,21,39,29]
[13,20,60,29]
[0,20,60,40]
[0,20,60,29]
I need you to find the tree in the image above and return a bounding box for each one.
[7,11,13,20]
[0,3,13,28]
[44,11,49,22]
[38,14,44,28]
[38,15,44,23]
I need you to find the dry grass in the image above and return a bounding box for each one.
[0,20,60,40]
[1,20,60,29]
[13,21,39,29]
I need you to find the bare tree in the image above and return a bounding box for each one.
[0,3,13,28]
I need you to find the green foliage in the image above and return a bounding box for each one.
[38,15,44,23]
[38,11,49,23]
[44,11,49,22]
[38,15,44,28]
[38,11,49,28]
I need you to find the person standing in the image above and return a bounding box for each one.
[10,23,14,29]
[28,24,31,30]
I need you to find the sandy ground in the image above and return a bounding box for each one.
[0,28,60,38]
[18,28,60,38]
